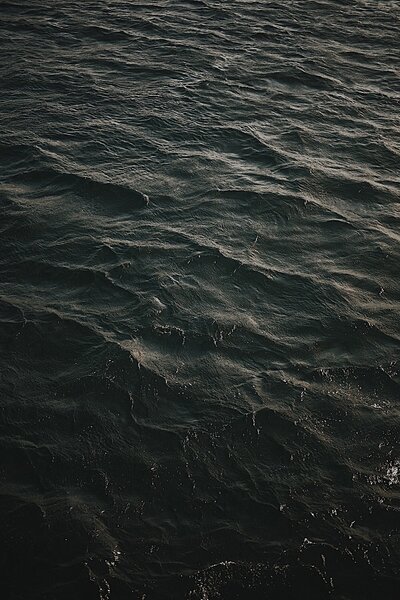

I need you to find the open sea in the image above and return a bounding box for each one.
[1,1,400,598]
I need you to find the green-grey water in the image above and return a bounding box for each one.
[1,1,400,598]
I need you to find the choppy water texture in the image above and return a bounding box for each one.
[1,1,400,598]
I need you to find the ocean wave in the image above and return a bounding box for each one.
[1,0,400,598]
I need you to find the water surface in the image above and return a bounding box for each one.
[1,1,400,598]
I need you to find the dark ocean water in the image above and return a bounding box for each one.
[1,1,400,598]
